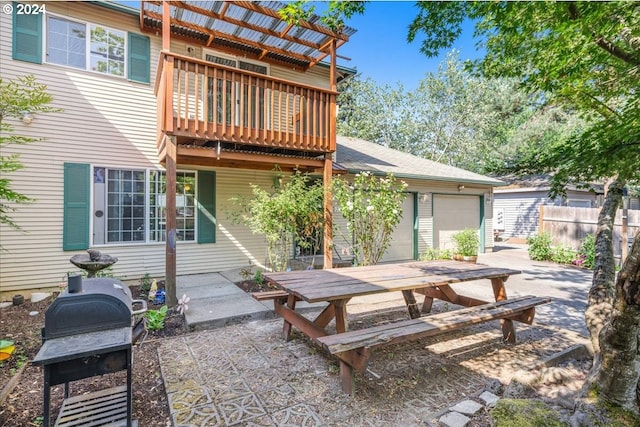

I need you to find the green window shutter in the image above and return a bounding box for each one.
[63,163,90,251]
[128,33,150,84]
[12,2,42,63]
[197,171,216,244]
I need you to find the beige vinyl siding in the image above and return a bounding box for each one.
[330,176,494,264]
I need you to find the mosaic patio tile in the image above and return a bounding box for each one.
[255,383,298,410]
[198,363,239,385]
[218,393,268,425]
[207,376,254,401]
[172,403,222,427]
[167,384,213,412]
[238,414,278,426]
[163,376,206,394]
[270,403,324,427]
[248,368,288,393]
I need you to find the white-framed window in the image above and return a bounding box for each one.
[567,199,592,208]
[92,167,196,245]
[46,14,126,77]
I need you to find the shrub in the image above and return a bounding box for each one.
[526,233,553,261]
[333,171,407,266]
[420,248,453,261]
[577,234,596,269]
[550,245,577,265]
[452,229,479,256]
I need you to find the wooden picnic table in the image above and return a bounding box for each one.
[263,260,520,338]
[260,260,550,394]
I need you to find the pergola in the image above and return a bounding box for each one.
[140,1,355,305]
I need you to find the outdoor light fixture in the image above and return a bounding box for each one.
[458,185,465,192]
[21,112,34,124]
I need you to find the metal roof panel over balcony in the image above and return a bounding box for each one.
[141,1,356,70]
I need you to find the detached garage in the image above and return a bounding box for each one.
[336,136,503,261]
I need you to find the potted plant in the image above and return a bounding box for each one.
[452,228,479,262]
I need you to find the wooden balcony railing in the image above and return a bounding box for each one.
[155,52,337,154]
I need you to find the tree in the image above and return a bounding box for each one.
[0,75,60,232]
[407,0,640,415]
[338,51,583,174]
[230,171,324,271]
[332,172,407,266]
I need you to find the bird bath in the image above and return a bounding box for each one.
[70,250,118,278]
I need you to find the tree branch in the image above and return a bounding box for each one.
[594,35,640,67]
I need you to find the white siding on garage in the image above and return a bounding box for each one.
[381,193,414,263]
[433,195,481,251]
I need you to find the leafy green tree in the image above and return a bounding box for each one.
[230,171,324,271]
[0,75,60,232]
[408,0,640,415]
[338,51,583,174]
[333,172,407,266]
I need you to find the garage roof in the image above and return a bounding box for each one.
[336,136,505,186]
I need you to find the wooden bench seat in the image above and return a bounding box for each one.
[316,295,551,394]
[251,290,289,301]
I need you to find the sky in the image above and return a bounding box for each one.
[334,1,483,90]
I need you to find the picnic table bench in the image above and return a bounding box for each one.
[258,260,551,394]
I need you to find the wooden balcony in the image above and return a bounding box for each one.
[155,52,337,168]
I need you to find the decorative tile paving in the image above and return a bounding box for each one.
[160,315,578,426]
[172,403,222,427]
[270,403,324,427]
[167,384,213,412]
[256,383,298,410]
[218,393,267,425]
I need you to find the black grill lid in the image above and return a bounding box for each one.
[44,278,133,340]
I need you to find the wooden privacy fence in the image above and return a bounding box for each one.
[539,206,639,259]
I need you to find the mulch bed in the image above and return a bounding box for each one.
[0,284,187,427]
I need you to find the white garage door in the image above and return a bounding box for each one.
[381,194,414,263]
[433,195,480,251]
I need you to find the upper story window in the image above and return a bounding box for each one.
[204,51,269,75]
[46,15,126,77]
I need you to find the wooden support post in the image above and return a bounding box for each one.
[323,38,337,271]
[323,155,333,270]
[401,290,421,319]
[491,277,516,343]
[334,300,348,333]
[165,136,177,307]
[340,361,354,395]
[162,1,171,51]
[283,294,297,341]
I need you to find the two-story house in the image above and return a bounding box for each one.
[1,1,502,301]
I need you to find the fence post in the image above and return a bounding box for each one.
[621,198,628,263]
[538,204,544,235]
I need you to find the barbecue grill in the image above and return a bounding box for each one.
[33,278,146,427]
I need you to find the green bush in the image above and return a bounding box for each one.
[550,245,577,264]
[452,228,479,256]
[577,234,596,269]
[420,248,453,261]
[526,233,553,261]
